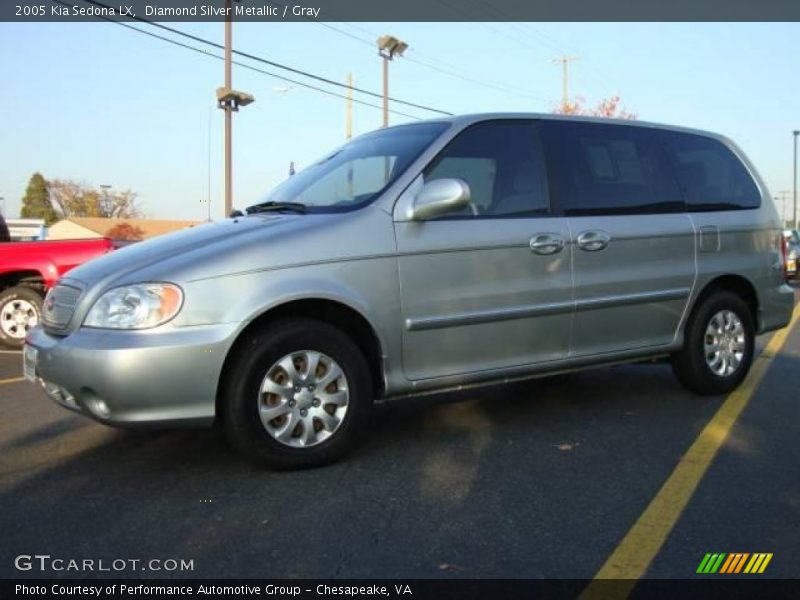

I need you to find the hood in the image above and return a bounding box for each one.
[61,208,393,291]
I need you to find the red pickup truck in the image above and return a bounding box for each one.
[0,238,116,348]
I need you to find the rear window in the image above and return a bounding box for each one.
[538,121,682,216]
[661,131,761,211]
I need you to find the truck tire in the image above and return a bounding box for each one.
[0,286,43,349]
[671,290,755,395]
[221,318,373,469]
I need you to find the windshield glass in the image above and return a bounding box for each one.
[251,122,450,213]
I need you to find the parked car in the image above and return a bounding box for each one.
[25,114,795,468]
[0,213,10,243]
[0,238,116,348]
[784,229,799,279]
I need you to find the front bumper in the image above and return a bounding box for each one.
[25,323,240,427]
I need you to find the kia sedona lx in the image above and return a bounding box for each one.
[24,114,794,469]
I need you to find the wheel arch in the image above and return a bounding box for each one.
[689,274,759,328]
[0,269,46,294]
[216,297,386,421]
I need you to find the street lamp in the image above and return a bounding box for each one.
[793,130,799,230]
[376,35,408,128]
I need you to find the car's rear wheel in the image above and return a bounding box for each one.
[221,318,373,469]
[672,290,755,395]
[0,286,43,349]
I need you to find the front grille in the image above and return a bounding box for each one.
[42,284,82,330]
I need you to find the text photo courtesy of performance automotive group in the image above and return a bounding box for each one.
[2,1,800,597]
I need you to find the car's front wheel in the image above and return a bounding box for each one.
[672,290,755,395]
[221,318,373,469]
[0,286,43,349]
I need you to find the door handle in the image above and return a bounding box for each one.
[576,230,611,252]
[529,233,566,255]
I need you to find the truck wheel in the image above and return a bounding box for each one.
[0,286,43,349]
[672,291,755,395]
[221,318,373,469]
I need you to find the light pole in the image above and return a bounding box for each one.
[793,130,798,230]
[376,35,408,128]
[99,184,111,217]
[217,0,254,218]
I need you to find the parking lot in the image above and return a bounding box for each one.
[1,291,799,581]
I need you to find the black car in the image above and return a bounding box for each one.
[0,213,10,243]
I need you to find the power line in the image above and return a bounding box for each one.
[78,0,452,116]
[305,17,549,103]
[49,0,427,121]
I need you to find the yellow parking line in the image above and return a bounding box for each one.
[582,301,800,597]
[0,377,25,385]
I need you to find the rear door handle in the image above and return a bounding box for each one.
[576,230,611,252]
[529,233,566,255]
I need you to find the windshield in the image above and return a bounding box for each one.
[252,122,450,213]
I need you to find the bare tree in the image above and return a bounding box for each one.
[48,180,143,219]
[553,95,637,120]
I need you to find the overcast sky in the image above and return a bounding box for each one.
[1,21,798,222]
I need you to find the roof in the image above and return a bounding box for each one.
[392,112,725,141]
[56,217,201,239]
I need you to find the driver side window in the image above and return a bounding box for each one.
[424,121,549,218]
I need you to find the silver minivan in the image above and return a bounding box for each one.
[25,114,795,468]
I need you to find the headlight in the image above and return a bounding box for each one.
[84,283,183,330]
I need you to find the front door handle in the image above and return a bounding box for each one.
[529,233,566,255]
[576,230,611,252]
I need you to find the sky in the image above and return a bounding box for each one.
[1,21,799,222]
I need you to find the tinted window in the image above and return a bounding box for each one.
[425,121,549,218]
[539,121,681,215]
[661,131,761,210]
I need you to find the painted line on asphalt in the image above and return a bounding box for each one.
[582,300,800,596]
[0,377,25,385]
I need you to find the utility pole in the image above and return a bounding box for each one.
[346,72,353,140]
[377,35,408,128]
[552,56,579,110]
[793,130,799,230]
[216,0,253,218]
[224,0,232,217]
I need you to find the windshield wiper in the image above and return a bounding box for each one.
[245,201,307,215]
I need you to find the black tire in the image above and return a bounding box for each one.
[0,286,43,349]
[221,318,373,469]
[672,290,755,395]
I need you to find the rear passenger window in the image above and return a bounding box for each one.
[539,121,682,216]
[661,132,761,211]
[424,121,549,218]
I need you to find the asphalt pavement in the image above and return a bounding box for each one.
[1,295,798,580]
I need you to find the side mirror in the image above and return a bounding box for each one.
[409,178,471,221]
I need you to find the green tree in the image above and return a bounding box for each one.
[20,172,58,225]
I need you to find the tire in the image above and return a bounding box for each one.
[221,318,373,469]
[672,290,755,395]
[0,286,43,349]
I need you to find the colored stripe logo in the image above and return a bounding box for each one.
[697,553,773,574]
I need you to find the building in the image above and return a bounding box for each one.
[48,217,201,241]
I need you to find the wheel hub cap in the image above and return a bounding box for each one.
[704,309,746,378]
[257,350,349,448]
[1,298,38,339]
